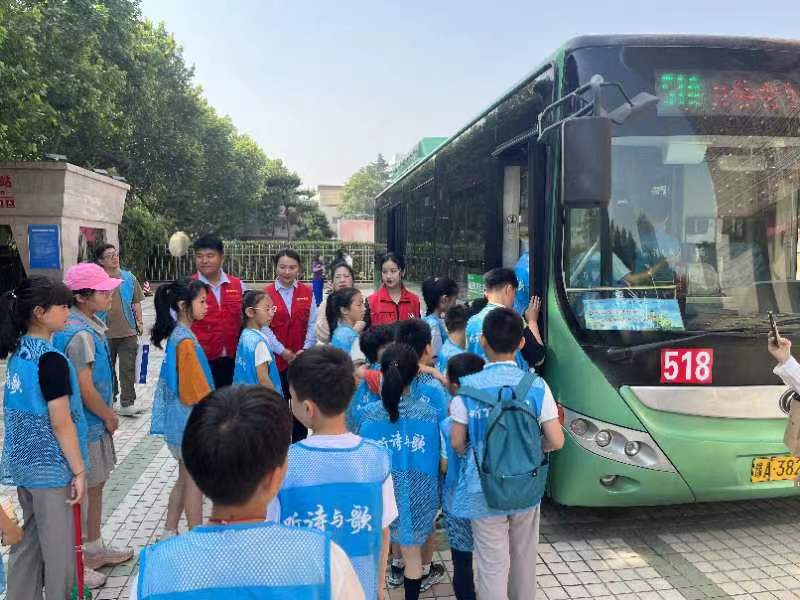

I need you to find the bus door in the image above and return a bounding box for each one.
[499,154,530,313]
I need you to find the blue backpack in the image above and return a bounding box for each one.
[458,372,548,511]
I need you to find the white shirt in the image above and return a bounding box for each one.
[267,433,398,528]
[250,329,273,367]
[196,270,230,305]
[450,361,559,425]
[128,540,364,600]
[775,356,800,393]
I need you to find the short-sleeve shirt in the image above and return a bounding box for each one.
[39,352,72,401]
[107,274,144,339]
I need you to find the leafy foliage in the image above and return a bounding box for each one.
[340,154,390,218]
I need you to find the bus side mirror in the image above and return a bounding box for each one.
[562,116,611,208]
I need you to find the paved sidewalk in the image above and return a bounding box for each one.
[2,298,800,598]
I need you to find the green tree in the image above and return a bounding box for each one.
[340,154,390,217]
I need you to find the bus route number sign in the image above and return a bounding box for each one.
[660,349,714,384]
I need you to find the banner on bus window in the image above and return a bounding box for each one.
[584,298,684,331]
[467,274,484,301]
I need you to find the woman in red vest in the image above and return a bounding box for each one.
[265,248,318,441]
[368,252,421,327]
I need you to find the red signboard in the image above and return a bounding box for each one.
[0,175,14,208]
[660,348,714,384]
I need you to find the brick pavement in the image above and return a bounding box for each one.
[3,298,800,598]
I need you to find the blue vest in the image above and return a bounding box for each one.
[53,312,114,443]
[330,322,358,354]
[358,397,440,546]
[466,303,527,370]
[151,325,215,450]
[423,314,447,361]
[514,252,530,315]
[346,363,380,432]
[279,439,390,600]
[411,373,449,424]
[97,269,137,330]
[1,336,90,488]
[137,522,332,599]
[233,328,283,394]
[436,338,465,375]
[439,418,473,552]
[450,362,546,520]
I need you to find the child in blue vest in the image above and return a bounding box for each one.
[53,262,133,586]
[437,304,469,374]
[357,343,441,600]
[274,346,397,600]
[326,287,366,356]
[347,325,394,431]
[421,276,458,363]
[0,276,89,598]
[133,385,365,599]
[440,352,484,600]
[150,279,215,540]
[233,290,282,393]
[450,307,564,600]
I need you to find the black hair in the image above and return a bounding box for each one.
[182,385,291,506]
[241,289,267,330]
[484,267,518,291]
[326,287,362,338]
[446,352,485,386]
[93,243,116,263]
[0,276,73,359]
[329,260,354,281]
[193,233,224,254]
[482,307,524,354]
[379,343,419,422]
[359,325,395,365]
[333,248,350,263]
[393,318,432,360]
[421,276,458,316]
[287,346,356,417]
[467,296,488,317]
[379,252,406,272]
[273,248,302,267]
[444,304,469,333]
[151,279,209,349]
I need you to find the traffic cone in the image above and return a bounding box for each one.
[143,280,152,296]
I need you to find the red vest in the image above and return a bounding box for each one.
[191,273,243,361]
[266,281,313,372]
[368,285,421,327]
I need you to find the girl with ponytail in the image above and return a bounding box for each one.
[326,287,366,357]
[0,277,88,597]
[150,279,215,539]
[356,342,442,600]
[420,276,458,363]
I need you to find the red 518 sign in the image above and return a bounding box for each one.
[0,176,11,188]
[660,349,713,384]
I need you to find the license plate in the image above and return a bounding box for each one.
[751,456,800,483]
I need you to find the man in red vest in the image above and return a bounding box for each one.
[265,248,318,441]
[191,234,243,388]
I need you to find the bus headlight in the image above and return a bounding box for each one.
[562,407,676,473]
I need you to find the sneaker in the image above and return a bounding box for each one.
[420,562,445,592]
[386,562,404,588]
[84,541,134,570]
[117,405,144,417]
[158,528,178,542]
[84,566,107,589]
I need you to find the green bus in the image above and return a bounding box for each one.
[375,35,800,506]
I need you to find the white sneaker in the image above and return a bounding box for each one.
[117,405,144,417]
[84,566,107,589]
[158,528,178,542]
[84,541,134,569]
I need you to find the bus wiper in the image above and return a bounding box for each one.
[604,329,757,360]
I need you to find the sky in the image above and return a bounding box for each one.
[139,0,800,189]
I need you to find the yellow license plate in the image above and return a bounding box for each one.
[751,456,800,483]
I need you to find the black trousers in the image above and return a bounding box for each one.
[451,548,476,600]
[279,369,308,442]
[208,357,235,389]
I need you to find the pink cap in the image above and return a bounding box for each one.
[64,262,122,292]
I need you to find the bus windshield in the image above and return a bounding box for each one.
[563,50,800,336]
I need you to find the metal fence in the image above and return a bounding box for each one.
[143,240,376,283]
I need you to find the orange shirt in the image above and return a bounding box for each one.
[177,340,212,406]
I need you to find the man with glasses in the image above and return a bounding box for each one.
[95,243,145,416]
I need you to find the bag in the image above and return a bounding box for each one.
[459,372,548,511]
[135,340,149,385]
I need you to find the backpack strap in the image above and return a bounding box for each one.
[512,372,536,402]
[458,385,497,407]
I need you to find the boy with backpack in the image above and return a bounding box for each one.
[450,307,564,600]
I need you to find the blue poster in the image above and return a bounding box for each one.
[584,298,684,331]
[28,224,61,269]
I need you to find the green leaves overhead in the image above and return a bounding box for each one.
[340,154,390,218]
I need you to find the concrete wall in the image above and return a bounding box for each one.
[338,219,374,242]
[0,161,129,279]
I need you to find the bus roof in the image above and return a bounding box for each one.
[377,33,800,201]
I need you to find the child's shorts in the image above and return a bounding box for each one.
[87,432,117,488]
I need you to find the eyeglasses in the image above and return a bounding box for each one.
[101,252,119,260]
[93,290,113,297]
[254,306,278,312]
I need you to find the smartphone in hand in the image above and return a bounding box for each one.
[769,311,780,341]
